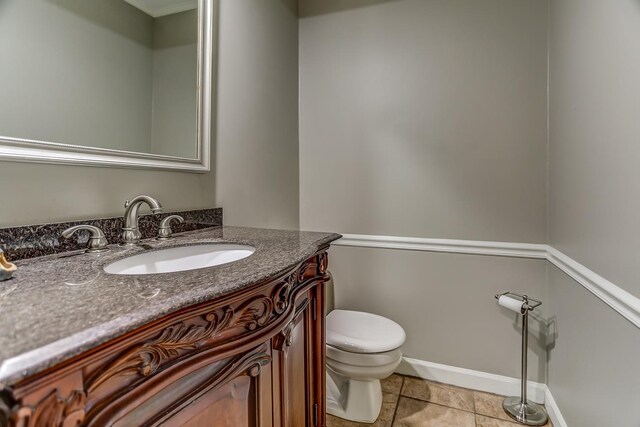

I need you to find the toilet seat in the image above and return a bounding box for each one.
[327,345,402,368]
[326,310,406,354]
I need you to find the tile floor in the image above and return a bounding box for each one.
[326,374,553,427]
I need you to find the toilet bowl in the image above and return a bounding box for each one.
[326,309,406,423]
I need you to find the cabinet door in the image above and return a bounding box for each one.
[160,358,273,427]
[273,283,325,427]
[111,345,274,427]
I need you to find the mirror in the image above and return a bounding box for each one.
[0,0,213,172]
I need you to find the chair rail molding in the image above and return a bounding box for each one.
[334,234,640,329]
[335,234,548,259]
[546,247,640,329]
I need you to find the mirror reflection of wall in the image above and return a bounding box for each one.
[0,0,198,159]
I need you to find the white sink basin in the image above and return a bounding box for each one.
[104,244,255,275]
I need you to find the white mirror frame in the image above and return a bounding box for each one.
[0,0,213,173]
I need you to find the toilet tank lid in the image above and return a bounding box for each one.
[326,310,406,354]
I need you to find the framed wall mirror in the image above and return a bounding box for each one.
[0,0,213,172]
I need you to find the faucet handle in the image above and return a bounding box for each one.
[62,225,109,253]
[157,215,184,240]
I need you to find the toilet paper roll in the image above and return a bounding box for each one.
[498,295,526,314]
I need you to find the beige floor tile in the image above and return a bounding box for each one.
[326,415,365,427]
[473,391,512,421]
[393,397,475,427]
[379,391,401,426]
[326,414,362,427]
[400,377,475,412]
[328,375,552,427]
[381,374,404,395]
[326,392,399,427]
[473,391,553,426]
[476,414,553,427]
[476,415,522,427]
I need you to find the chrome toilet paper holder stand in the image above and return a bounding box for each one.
[495,291,542,312]
[494,291,548,426]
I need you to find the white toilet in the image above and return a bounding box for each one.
[325,309,406,423]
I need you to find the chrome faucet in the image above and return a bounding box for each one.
[122,195,163,245]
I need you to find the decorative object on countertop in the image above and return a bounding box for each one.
[62,225,109,254]
[495,291,548,426]
[157,215,185,240]
[0,249,17,281]
[122,195,164,246]
[0,208,222,261]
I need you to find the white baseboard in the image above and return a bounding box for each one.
[396,357,567,427]
[544,385,568,427]
[396,357,547,403]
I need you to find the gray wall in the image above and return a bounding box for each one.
[0,0,154,153]
[547,0,640,425]
[0,0,300,228]
[549,0,640,300]
[0,159,216,228]
[330,247,549,381]
[299,0,548,242]
[299,0,549,380]
[546,269,640,426]
[214,0,300,229]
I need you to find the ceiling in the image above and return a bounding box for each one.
[123,0,198,18]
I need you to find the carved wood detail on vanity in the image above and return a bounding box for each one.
[9,388,86,427]
[86,310,234,393]
[273,298,310,352]
[3,251,331,427]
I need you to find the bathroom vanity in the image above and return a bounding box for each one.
[0,226,340,427]
[0,0,341,423]
[0,0,342,423]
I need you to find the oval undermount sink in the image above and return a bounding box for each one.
[104,244,255,275]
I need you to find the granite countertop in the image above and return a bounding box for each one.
[0,226,341,387]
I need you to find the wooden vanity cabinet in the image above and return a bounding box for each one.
[1,251,330,427]
[272,285,325,427]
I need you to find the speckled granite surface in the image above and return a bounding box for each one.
[0,208,222,261]
[0,226,340,387]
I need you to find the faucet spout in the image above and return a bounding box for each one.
[122,195,163,245]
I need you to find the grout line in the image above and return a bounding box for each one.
[471,385,477,414]
[397,374,552,426]
[397,395,477,416]
[390,375,404,426]
[401,373,487,395]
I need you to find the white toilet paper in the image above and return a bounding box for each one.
[498,295,525,314]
